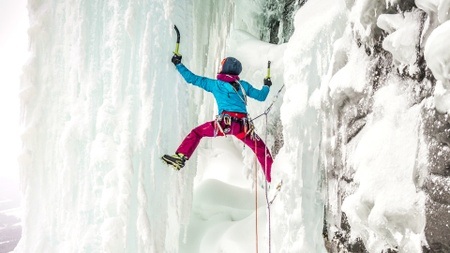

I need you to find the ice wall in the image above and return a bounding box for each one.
[18,0,198,252]
[19,0,450,252]
[17,0,344,251]
[18,0,282,252]
[272,0,346,252]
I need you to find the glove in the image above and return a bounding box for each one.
[264,77,272,87]
[171,54,182,65]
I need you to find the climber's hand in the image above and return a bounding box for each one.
[264,77,272,87]
[171,54,182,66]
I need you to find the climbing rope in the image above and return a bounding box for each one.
[253,93,284,253]
[252,63,284,252]
[252,84,285,122]
[254,152,259,253]
[254,108,274,253]
[264,112,272,253]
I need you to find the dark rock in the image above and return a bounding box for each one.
[423,175,450,205]
[423,199,450,252]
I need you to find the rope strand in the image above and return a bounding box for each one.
[255,145,259,253]
[253,84,285,121]
[264,113,272,253]
[252,83,284,253]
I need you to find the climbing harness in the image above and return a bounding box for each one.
[214,111,256,139]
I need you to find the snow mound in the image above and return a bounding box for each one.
[424,21,450,113]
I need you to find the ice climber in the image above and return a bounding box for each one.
[162,54,274,183]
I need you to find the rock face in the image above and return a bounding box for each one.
[261,0,307,44]
[262,0,449,252]
[318,1,450,252]
[422,108,450,252]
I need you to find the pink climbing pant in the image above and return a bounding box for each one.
[176,118,273,183]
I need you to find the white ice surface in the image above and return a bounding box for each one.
[16,0,450,252]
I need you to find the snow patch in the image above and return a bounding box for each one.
[342,82,426,252]
[378,11,422,65]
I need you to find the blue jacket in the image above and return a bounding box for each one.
[176,64,270,114]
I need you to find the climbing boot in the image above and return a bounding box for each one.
[161,153,187,171]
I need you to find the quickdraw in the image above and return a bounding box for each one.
[214,114,229,136]
[223,114,232,125]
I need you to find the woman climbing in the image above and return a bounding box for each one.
[162,54,274,183]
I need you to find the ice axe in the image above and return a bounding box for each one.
[173,25,181,56]
[266,61,271,79]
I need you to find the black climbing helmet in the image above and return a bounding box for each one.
[219,57,242,75]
